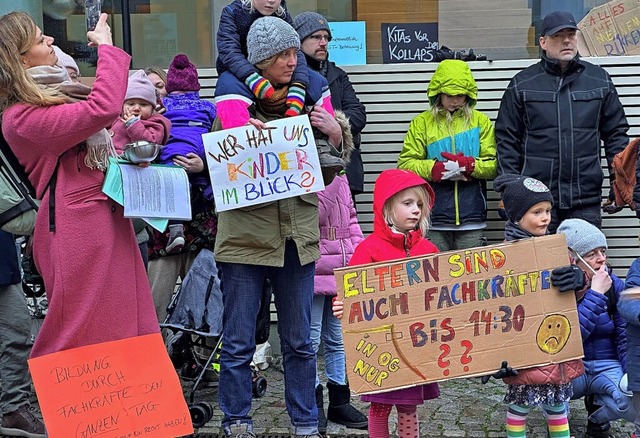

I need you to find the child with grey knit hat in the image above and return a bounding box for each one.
[216,15,347,184]
[214,0,308,125]
[556,218,634,434]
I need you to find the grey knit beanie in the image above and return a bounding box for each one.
[557,218,607,257]
[247,17,301,65]
[293,11,332,41]
[493,174,554,222]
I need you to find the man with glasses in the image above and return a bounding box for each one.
[293,11,369,434]
[294,11,367,206]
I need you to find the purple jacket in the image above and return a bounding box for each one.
[160,92,217,162]
[314,175,363,295]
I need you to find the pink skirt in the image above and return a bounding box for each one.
[361,383,439,405]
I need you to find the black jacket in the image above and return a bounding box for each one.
[495,53,629,210]
[0,230,19,286]
[309,57,367,194]
[215,0,308,86]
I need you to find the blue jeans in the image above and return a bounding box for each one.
[311,294,346,386]
[571,359,636,423]
[218,240,318,436]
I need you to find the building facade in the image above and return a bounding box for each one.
[2,0,618,75]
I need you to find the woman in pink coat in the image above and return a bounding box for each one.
[312,172,368,433]
[0,12,159,358]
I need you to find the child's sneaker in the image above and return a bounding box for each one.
[166,224,185,254]
[316,139,345,185]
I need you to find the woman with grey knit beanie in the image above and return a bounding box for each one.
[212,16,353,438]
[557,218,636,433]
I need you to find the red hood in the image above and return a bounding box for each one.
[372,169,435,238]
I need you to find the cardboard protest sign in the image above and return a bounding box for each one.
[381,23,439,63]
[28,333,193,438]
[335,234,583,395]
[577,0,640,56]
[203,115,325,212]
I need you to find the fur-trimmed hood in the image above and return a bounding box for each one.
[334,109,354,164]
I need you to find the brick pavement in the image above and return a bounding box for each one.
[184,355,635,438]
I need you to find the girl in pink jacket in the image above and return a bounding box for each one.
[312,173,368,432]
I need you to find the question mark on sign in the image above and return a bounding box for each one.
[460,340,473,372]
[438,344,451,376]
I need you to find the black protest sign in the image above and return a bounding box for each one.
[381,22,439,63]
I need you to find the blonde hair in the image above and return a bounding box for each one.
[382,185,432,236]
[242,0,286,17]
[254,53,279,71]
[431,94,473,128]
[0,11,67,113]
[143,66,167,84]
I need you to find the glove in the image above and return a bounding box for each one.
[431,161,446,182]
[441,152,475,176]
[440,160,461,180]
[481,361,518,384]
[442,160,471,181]
[285,82,306,117]
[550,265,586,292]
[245,72,275,100]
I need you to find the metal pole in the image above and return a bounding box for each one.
[120,0,132,56]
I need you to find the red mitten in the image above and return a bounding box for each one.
[441,152,475,175]
[431,161,446,182]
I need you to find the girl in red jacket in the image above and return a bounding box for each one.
[493,174,584,438]
[333,168,440,438]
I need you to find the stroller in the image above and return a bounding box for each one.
[161,248,269,428]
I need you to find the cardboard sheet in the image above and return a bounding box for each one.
[335,234,584,395]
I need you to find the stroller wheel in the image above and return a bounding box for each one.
[200,401,214,418]
[180,362,201,380]
[252,375,267,398]
[190,403,212,428]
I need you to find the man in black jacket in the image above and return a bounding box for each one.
[293,12,369,434]
[294,11,367,205]
[495,10,629,233]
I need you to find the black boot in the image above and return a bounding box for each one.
[326,382,368,430]
[315,384,327,435]
[585,394,612,438]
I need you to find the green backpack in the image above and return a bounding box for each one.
[0,131,39,235]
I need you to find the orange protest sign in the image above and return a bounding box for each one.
[28,333,193,438]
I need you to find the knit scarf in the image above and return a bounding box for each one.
[257,85,289,116]
[27,65,116,171]
[504,220,537,242]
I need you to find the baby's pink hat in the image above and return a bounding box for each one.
[125,70,157,106]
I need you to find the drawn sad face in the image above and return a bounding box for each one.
[536,314,571,355]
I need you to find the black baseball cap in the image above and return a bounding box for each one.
[541,11,578,36]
